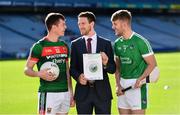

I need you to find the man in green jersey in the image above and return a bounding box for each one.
[24,13,75,114]
[111,10,157,114]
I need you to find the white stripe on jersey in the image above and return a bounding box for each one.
[142,52,154,58]
[134,32,154,56]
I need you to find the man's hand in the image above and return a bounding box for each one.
[134,78,143,88]
[78,73,87,85]
[100,52,108,66]
[37,68,56,81]
[116,86,124,96]
[70,96,75,107]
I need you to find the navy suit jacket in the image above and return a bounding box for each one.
[70,35,116,101]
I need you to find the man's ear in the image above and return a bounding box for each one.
[123,20,129,28]
[51,24,56,29]
[91,21,95,28]
[122,21,126,28]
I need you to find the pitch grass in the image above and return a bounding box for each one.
[0,52,180,114]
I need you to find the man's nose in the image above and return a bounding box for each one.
[112,25,115,29]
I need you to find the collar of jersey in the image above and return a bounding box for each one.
[44,37,59,42]
[120,31,134,40]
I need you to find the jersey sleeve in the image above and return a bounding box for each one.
[62,42,69,62]
[138,38,154,58]
[113,41,118,56]
[29,43,42,62]
[66,45,70,62]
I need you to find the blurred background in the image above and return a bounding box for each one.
[0,0,180,114]
[0,0,180,59]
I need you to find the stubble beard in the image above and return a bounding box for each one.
[81,28,90,36]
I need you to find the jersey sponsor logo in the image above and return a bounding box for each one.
[42,46,68,56]
[120,57,132,64]
[52,58,66,64]
[46,54,68,60]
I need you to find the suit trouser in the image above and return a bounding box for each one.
[76,86,111,114]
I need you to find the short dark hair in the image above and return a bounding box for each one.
[111,10,132,24]
[45,13,65,31]
[78,11,96,23]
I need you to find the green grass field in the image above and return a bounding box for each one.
[0,52,180,114]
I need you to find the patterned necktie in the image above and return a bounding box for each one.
[87,38,92,53]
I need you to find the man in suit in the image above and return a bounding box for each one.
[70,11,116,114]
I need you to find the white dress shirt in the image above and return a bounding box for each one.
[83,33,97,53]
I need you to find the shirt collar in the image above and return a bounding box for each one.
[120,31,134,40]
[83,33,97,42]
[129,31,134,39]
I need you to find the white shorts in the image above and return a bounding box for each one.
[38,91,70,115]
[118,78,148,110]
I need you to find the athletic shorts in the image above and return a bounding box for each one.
[38,91,70,115]
[118,78,148,110]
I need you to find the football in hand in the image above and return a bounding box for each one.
[40,62,60,79]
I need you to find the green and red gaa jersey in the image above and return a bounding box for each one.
[29,38,69,92]
[114,32,154,79]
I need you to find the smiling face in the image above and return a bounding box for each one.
[78,17,93,36]
[111,10,132,37]
[112,19,125,37]
[52,19,67,37]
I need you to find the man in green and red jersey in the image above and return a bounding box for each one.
[111,10,158,114]
[24,13,75,115]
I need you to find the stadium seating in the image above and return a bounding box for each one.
[132,16,180,51]
[2,0,180,4]
[1,0,179,9]
[0,14,180,59]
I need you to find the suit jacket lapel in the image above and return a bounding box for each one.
[81,37,88,53]
[96,36,100,53]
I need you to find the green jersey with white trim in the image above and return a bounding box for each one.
[30,38,69,92]
[114,32,154,79]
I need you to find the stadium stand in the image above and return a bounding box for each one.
[0,0,180,10]
[0,14,180,59]
[0,0,179,59]
[133,16,180,51]
[1,0,180,4]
